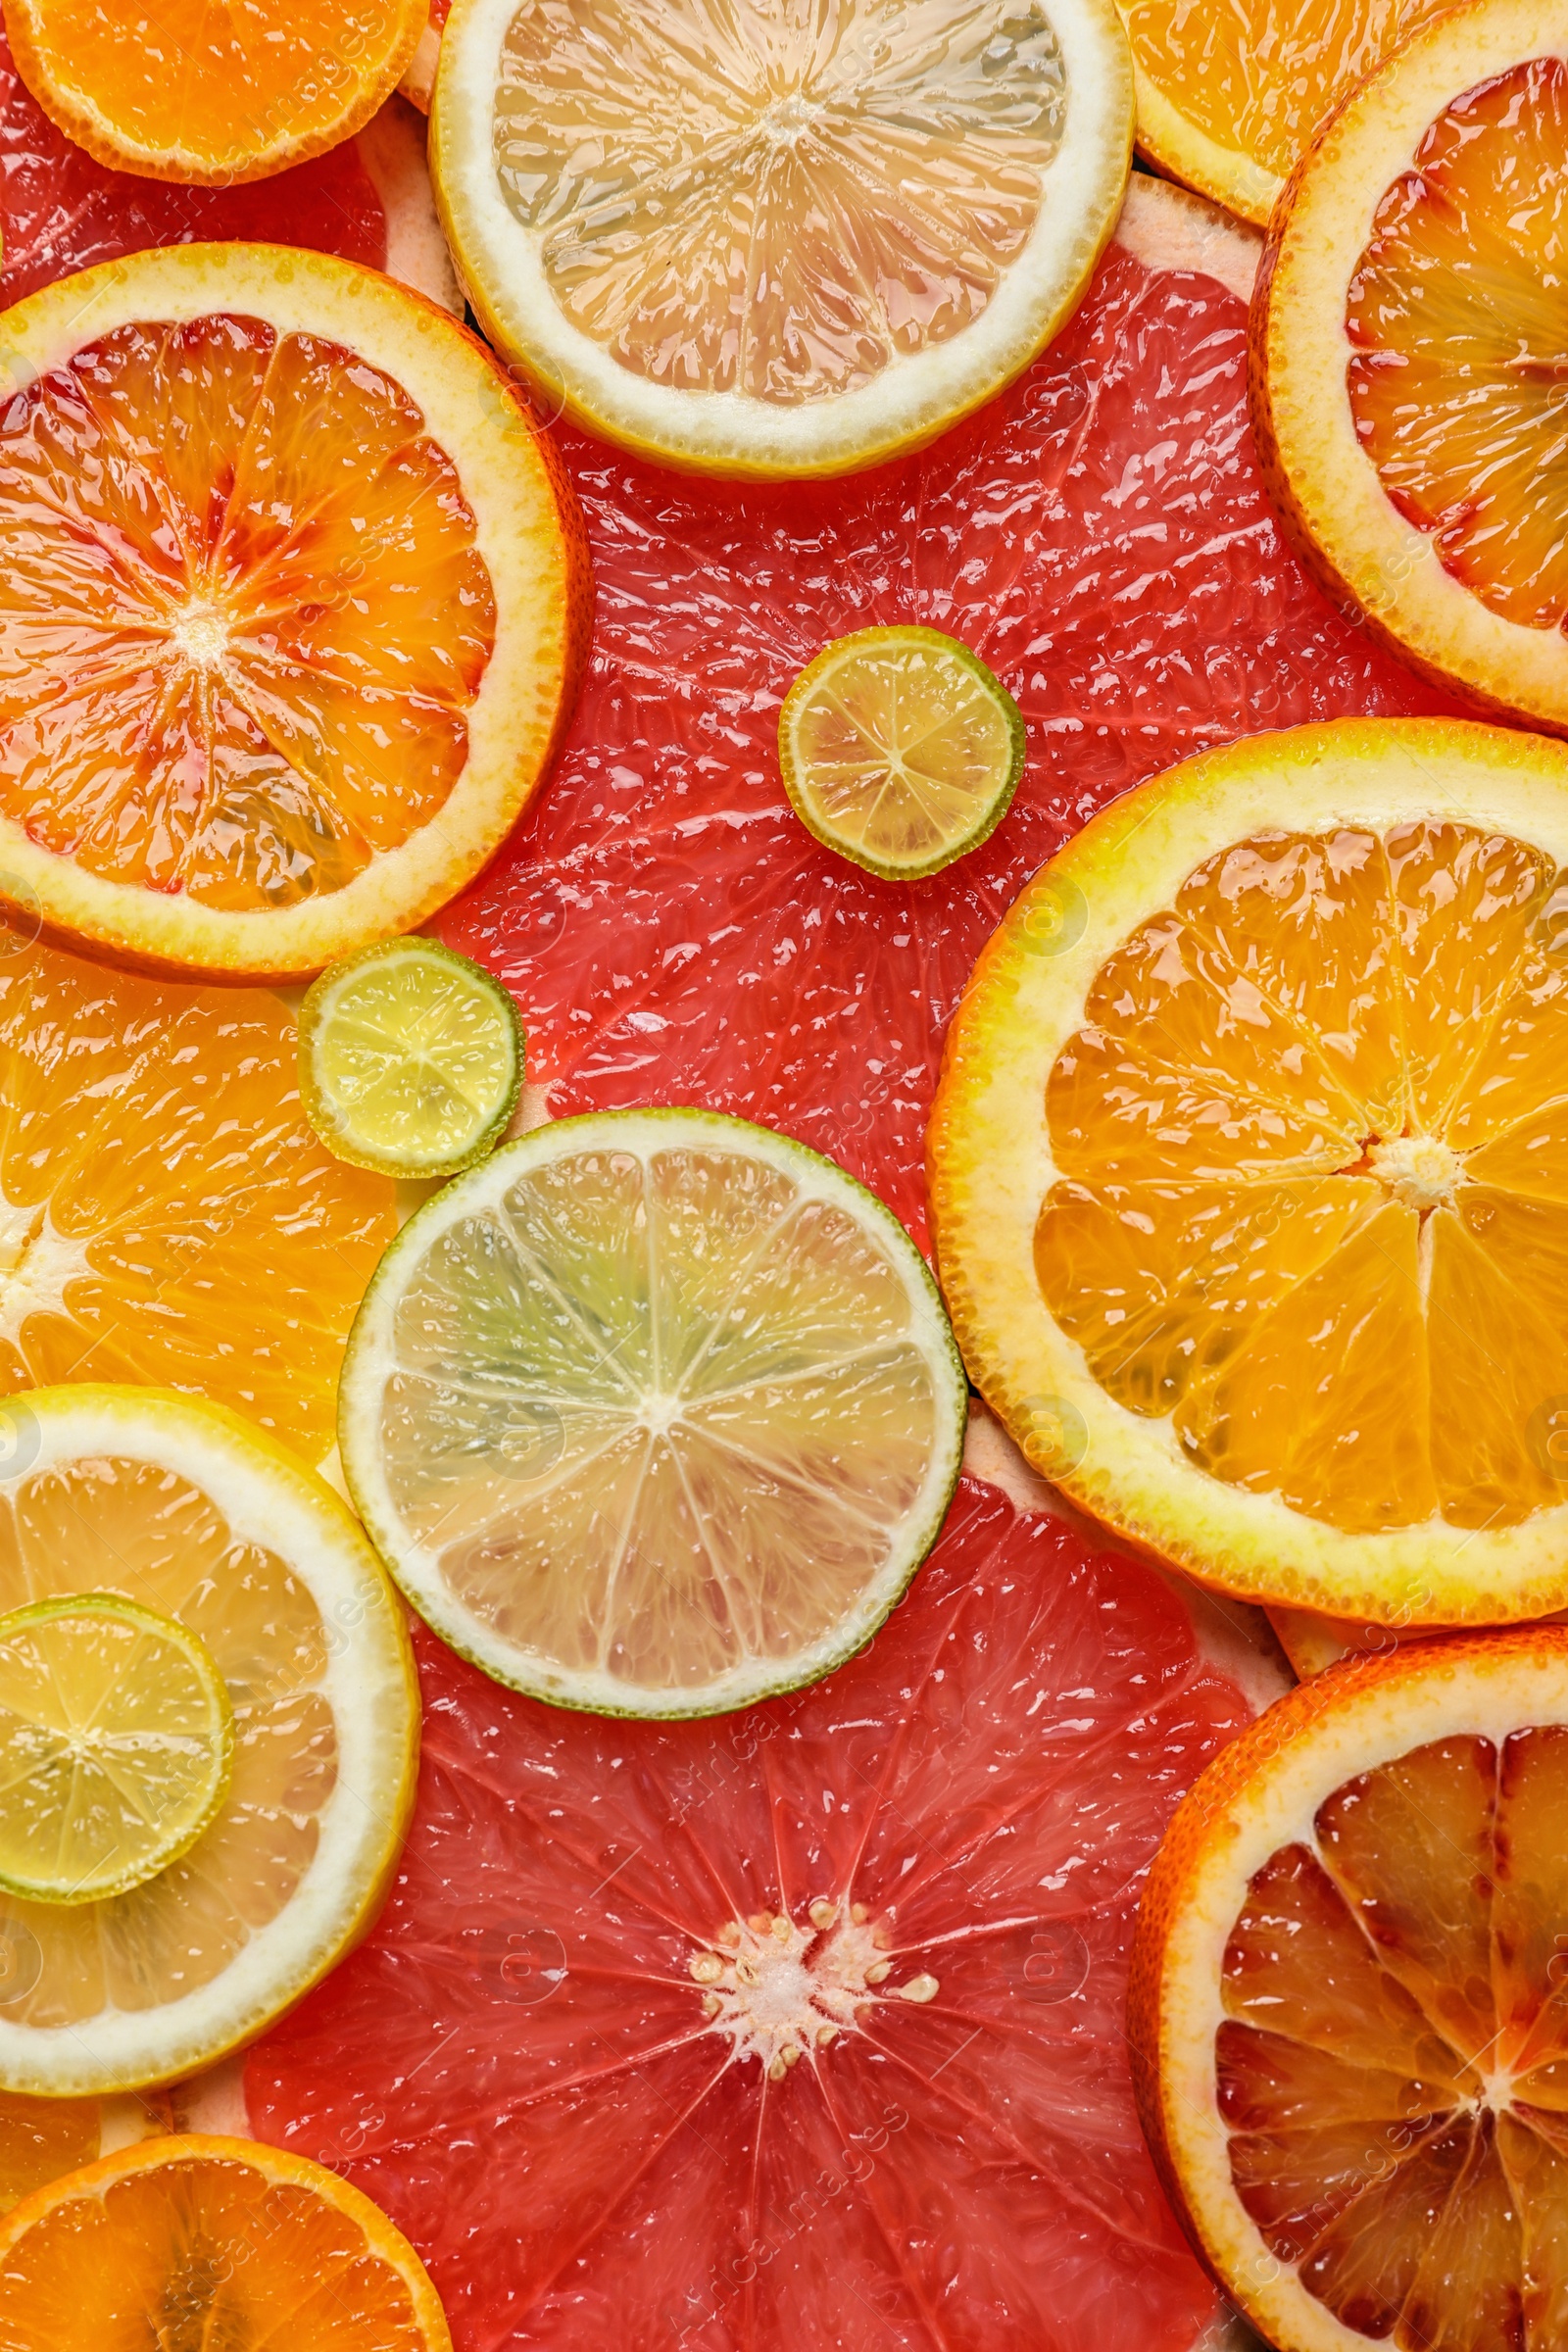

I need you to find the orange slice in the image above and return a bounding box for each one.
[0,2089,168,2215]
[929,715,1568,1626]
[0,2133,451,2347]
[1129,1627,1568,2352]
[0,240,590,981]
[6,0,426,186]
[1254,0,1568,735]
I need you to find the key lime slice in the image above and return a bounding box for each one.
[779,627,1025,879]
[300,939,524,1179]
[338,1107,967,1717]
[0,1596,232,1906]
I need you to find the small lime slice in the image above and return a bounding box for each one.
[300,938,523,1179]
[779,625,1025,879]
[0,1594,233,1905]
[338,1107,968,1718]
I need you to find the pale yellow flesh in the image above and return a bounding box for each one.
[309,953,516,1168]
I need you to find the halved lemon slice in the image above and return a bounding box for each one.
[1130,1628,1568,2352]
[0,1594,232,1905]
[930,715,1568,1625]
[339,1108,966,1716]
[0,241,590,981]
[0,2133,452,2349]
[779,627,1025,879]
[1254,0,1568,734]
[0,1387,417,2094]
[432,0,1134,478]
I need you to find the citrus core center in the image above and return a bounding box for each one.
[689,1903,939,2079]
[1367,1132,1461,1212]
[172,602,231,667]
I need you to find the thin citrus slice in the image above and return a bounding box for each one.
[6,0,425,186]
[0,239,589,981]
[301,938,523,1179]
[339,1107,966,1716]
[931,714,1568,1626]
[1117,0,1448,226]
[1253,0,1568,735]
[0,1594,232,1905]
[0,1387,416,2095]
[0,2132,451,2348]
[432,0,1135,478]
[0,931,393,1466]
[1129,1627,1568,2352]
[247,1425,1270,2351]
[779,626,1025,879]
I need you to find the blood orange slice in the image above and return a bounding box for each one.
[435,174,1458,1250]
[245,1418,1280,2351]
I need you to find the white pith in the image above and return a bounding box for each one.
[689,1900,940,2081]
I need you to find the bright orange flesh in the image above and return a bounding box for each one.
[0,313,494,913]
[1037,819,1568,1534]
[1347,57,1568,633]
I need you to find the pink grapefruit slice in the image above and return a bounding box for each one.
[435,176,1460,1250]
[245,1418,1278,2350]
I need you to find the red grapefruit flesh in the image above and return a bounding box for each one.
[245,1459,1260,2351]
[435,184,1458,1251]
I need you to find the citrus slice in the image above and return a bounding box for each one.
[0,2133,452,2348]
[0,2088,168,2215]
[0,1387,417,2095]
[339,1107,966,1716]
[431,0,1135,478]
[401,0,449,112]
[0,1594,232,1905]
[779,626,1026,879]
[930,714,1568,1627]
[5,0,425,186]
[301,938,523,1179]
[1117,0,1448,226]
[0,931,393,1466]
[0,239,590,982]
[1253,0,1568,735]
[1129,1626,1568,2352]
[247,1427,1267,2350]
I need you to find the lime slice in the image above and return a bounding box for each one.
[338,1108,967,1717]
[779,627,1026,879]
[300,938,523,1179]
[0,1595,232,1906]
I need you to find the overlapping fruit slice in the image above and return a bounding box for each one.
[0,2088,169,2214]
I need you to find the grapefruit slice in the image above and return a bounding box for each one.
[0,240,589,982]
[0,1387,417,2097]
[1253,0,1568,735]
[434,173,1457,1254]
[1130,1627,1568,2352]
[432,0,1135,477]
[245,1415,1274,2351]
[929,714,1568,1628]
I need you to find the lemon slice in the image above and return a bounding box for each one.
[0,1596,232,1907]
[339,1108,966,1716]
[301,938,523,1179]
[432,0,1134,478]
[779,627,1025,879]
[0,1387,417,2095]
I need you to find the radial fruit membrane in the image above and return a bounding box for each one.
[1347,56,1568,633]
[1038,816,1568,1536]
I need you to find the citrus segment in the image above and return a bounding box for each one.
[0,1595,232,1905]
[779,626,1025,879]
[0,1388,416,2095]
[6,0,425,185]
[1254,0,1568,733]
[433,0,1135,476]
[0,240,589,980]
[301,938,523,1178]
[0,2134,451,2349]
[1130,1629,1568,2352]
[339,1109,966,1715]
[247,1455,1259,2350]
[0,2088,168,2214]
[930,716,1568,1624]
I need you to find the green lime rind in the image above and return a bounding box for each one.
[0,1592,234,1907]
[779,624,1026,881]
[299,936,524,1181]
[338,1105,968,1721]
